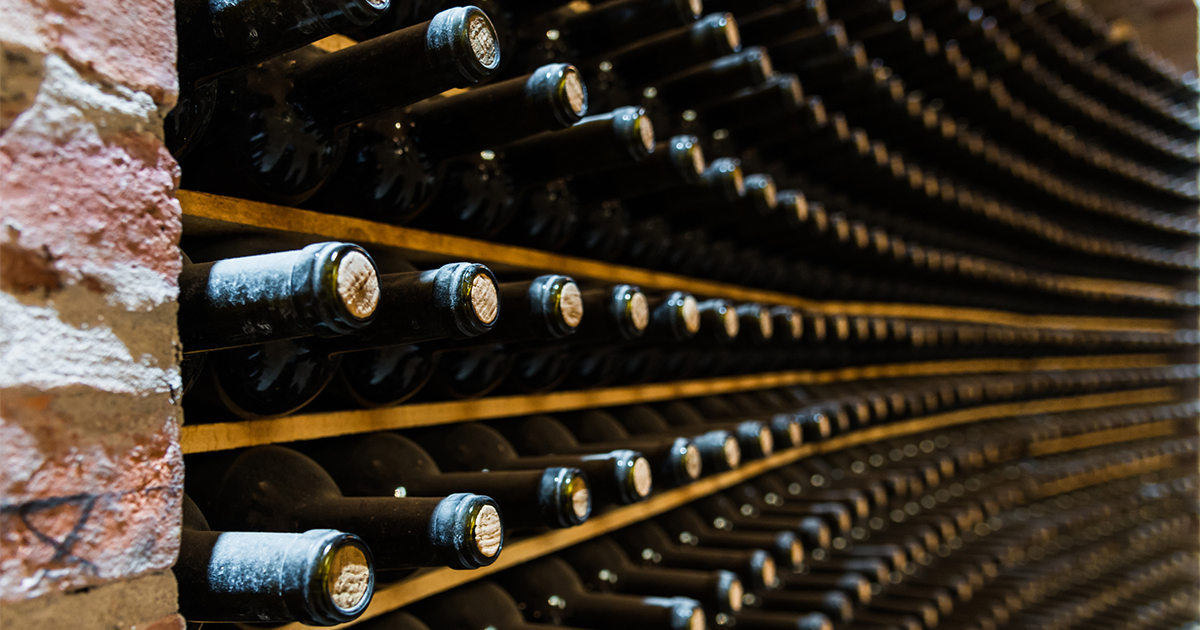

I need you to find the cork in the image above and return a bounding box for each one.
[629,291,650,332]
[723,436,741,469]
[788,312,803,339]
[722,16,741,52]
[468,15,499,69]
[681,296,701,335]
[688,145,706,176]
[683,444,703,480]
[327,545,371,611]
[336,251,380,320]
[727,579,744,612]
[470,273,499,324]
[723,310,740,339]
[685,0,702,16]
[789,541,804,568]
[473,504,503,557]
[563,69,587,116]
[760,557,777,588]
[788,422,801,447]
[631,457,653,498]
[758,427,774,456]
[758,309,773,339]
[688,609,706,630]
[571,487,591,519]
[559,281,584,328]
[637,116,656,153]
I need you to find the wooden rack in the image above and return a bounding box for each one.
[180,353,1172,454]
[179,191,1178,333]
[270,386,1178,630]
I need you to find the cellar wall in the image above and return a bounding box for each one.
[0,0,184,626]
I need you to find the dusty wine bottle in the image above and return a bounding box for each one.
[653,47,776,108]
[561,538,745,616]
[498,106,657,189]
[182,6,502,205]
[612,520,780,591]
[314,63,588,224]
[495,557,708,630]
[186,446,504,570]
[602,12,743,85]
[556,0,704,58]
[570,135,708,202]
[298,432,591,529]
[613,405,743,473]
[176,495,375,624]
[555,410,704,488]
[179,242,381,353]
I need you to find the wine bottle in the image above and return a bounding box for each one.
[404,580,578,630]
[601,12,743,86]
[688,395,803,450]
[653,47,776,109]
[313,63,589,224]
[495,557,708,630]
[298,432,591,529]
[499,106,657,189]
[185,445,504,570]
[555,410,705,487]
[182,6,502,205]
[179,242,381,353]
[176,495,375,624]
[656,507,806,573]
[556,0,704,59]
[612,520,779,592]
[612,405,743,472]
[654,401,776,460]
[694,494,833,554]
[560,538,745,616]
[776,571,874,605]
[412,421,654,512]
[569,135,708,201]
[191,260,499,418]
[426,274,581,399]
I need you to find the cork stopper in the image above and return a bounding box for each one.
[468,14,500,69]
[761,557,777,588]
[632,456,653,497]
[788,312,803,339]
[758,427,774,456]
[790,540,804,568]
[681,296,701,334]
[723,310,740,339]
[721,14,741,52]
[336,251,381,320]
[688,608,706,630]
[571,486,591,519]
[637,116,656,153]
[327,545,371,611]
[473,504,503,557]
[723,436,742,468]
[629,291,650,331]
[559,281,584,328]
[727,579,744,612]
[758,310,773,339]
[788,421,801,447]
[563,69,587,116]
[689,144,706,175]
[470,273,499,324]
[686,0,702,16]
[683,444,703,479]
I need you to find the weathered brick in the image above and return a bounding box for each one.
[0,0,177,106]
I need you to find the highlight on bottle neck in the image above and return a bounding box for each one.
[610,106,657,159]
[427,6,501,84]
[668,135,707,184]
[770,306,803,342]
[702,158,745,201]
[697,299,739,342]
[320,537,375,618]
[529,63,589,126]
[743,174,777,213]
[711,12,741,53]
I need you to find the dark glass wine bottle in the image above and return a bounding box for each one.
[404,580,585,630]
[694,493,833,554]
[656,507,806,573]
[601,12,743,86]
[412,421,654,511]
[182,6,502,205]
[611,520,779,592]
[297,432,591,529]
[560,538,745,616]
[556,0,704,59]
[555,410,704,487]
[495,557,708,630]
[176,495,375,624]
[179,242,380,353]
[569,135,708,202]
[612,404,744,473]
[312,63,588,225]
[654,401,776,460]
[186,445,504,570]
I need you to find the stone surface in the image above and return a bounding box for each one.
[0,571,180,630]
[0,0,177,106]
[0,0,184,609]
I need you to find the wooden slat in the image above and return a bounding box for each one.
[1026,419,1180,456]
[273,386,1178,630]
[178,191,1177,333]
[180,353,1172,454]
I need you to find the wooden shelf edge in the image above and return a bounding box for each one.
[181,354,1173,454]
[178,191,1178,333]
[1026,419,1181,456]
[277,386,1180,630]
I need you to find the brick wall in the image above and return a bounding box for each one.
[0,0,183,627]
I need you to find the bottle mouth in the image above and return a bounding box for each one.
[626,289,651,335]
[557,280,584,329]
[786,537,805,569]
[628,456,654,499]
[723,435,742,469]
[722,574,744,613]
[757,307,773,340]
[320,537,375,616]
[681,443,703,480]
[757,426,774,456]
[427,6,501,85]
[722,308,740,340]
[331,247,381,322]
[560,66,589,120]
[744,174,777,213]
[469,270,500,325]
[756,554,778,588]
[717,13,741,53]
[704,158,745,201]
[470,502,504,559]
[549,467,592,525]
[668,135,706,184]
[679,295,701,336]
